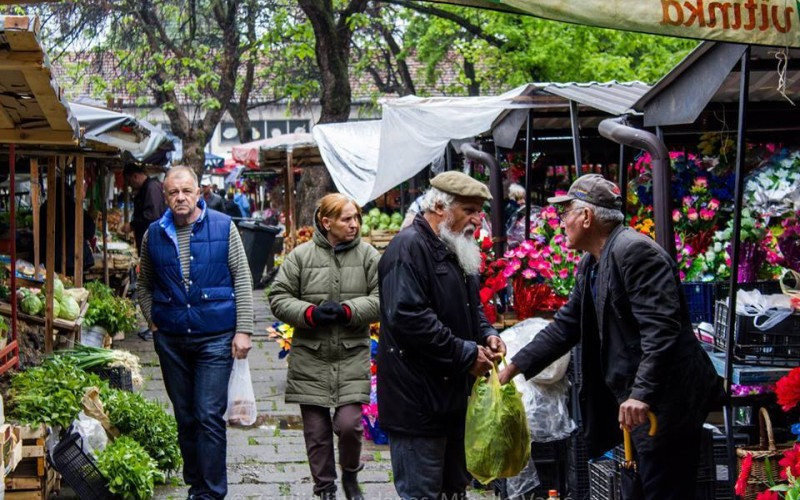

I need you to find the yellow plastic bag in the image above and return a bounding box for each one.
[464,360,531,484]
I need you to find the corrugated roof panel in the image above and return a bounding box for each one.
[543,81,651,115]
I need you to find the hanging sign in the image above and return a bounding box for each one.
[423,0,800,48]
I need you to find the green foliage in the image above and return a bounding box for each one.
[84,281,137,334]
[7,357,105,428]
[103,389,182,473]
[96,436,164,500]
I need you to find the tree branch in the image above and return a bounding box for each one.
[383,0,505,48]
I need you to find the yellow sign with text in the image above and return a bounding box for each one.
[451,0,800,48]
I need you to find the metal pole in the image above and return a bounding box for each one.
[724,45,750,499]
[461,143,504,256]
[524,110,532,241]
[569,100,583,179]
[9,144,17,350]
[619,145,628,216]
[102,166,109,287]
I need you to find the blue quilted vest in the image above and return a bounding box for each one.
[147,199,236,335]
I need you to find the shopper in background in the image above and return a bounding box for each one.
[377,171,505,499]
[499,174,726,500]
[201,177,225,212]
[123,164,167,255]
[268,193,380,500]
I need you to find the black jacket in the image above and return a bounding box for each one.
[132,177,167,252]
[512,225,725,457]
[377,214,498,436]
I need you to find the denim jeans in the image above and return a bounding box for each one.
[389,431,470,500]
[154,331,234,499]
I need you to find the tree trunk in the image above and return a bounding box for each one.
[181,135,207,177]
[464,58,480,96]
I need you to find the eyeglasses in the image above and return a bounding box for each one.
[556,207,584,221]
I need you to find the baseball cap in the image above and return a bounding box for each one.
[548,174,622,210]
[430,171,492,201]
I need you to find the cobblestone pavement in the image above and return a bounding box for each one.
[99,291,495,500]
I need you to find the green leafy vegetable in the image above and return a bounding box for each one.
[103,389,182,473]
[96,436,164,500]
[84,281,137,334]
[7,357,105,428]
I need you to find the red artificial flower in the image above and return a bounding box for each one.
[480,237,493,251]
[778,443,800,480]
[776,367,800,412]
[756,490,780,500]
[479,287,494,305]
[735,453,753,496]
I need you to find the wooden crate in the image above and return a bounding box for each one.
[4,424,60,499]
[2,424,22,475]
[367,230,397,253]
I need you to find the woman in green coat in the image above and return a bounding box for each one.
[268,193,380,500]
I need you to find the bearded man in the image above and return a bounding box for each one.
[377,171,506,499]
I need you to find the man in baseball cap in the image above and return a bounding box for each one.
[500,174,725,499]
[377,170,504,499]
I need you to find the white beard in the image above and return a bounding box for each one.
[440,214,481,276]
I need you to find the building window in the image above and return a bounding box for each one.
[266,119,309,138]
[219,121,265,144]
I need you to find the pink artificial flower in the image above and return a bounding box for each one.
[552,253,563,265]
[502,266,517,279]
[553,234,564,245]
[548,219,560,229]
[540,268,555,280]
[700,208,715,221]
[504,250,515,259]
[766,251,783,265]
[515,248,527,259]
[558,268,570,279]
[679,271,686,280]
[708,198,720,210]
[687,208,698,221]
[682,196,693,206]
[521,269,537,280]
[695,177,708,188]
[672,210,681,223]
[510,258,522,270]
[541,246,552,258]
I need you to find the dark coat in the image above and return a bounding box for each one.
[377,214,498,436]
[132,177,167,253]
[511,225,725,457]
[204,192,225,213]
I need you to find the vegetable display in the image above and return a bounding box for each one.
[361,208,402,236]
[84,281,137,334]
[96,436,164,500]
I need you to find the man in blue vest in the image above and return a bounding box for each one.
[137,166,254,499]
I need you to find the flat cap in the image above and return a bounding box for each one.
[548,174,622,210]
[430,171,492,201]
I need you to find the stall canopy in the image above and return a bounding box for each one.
[205,152,224,169]
[0,16,80,145]
[231,133,317,169]
[410,0,800,48]
[314,81,649,205]
[69,102,174,166]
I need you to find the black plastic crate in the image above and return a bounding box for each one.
[713,300,800,364]
[589,460,620,500]
[683,281,782,325]
[713,431,749,500]
[531,438,568,463]
[93,366,133,392]
[567,432,590,500]
[50,431,112,500]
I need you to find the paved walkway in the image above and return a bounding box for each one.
[113,293,398,500]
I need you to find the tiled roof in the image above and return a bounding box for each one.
[51,50,495,108]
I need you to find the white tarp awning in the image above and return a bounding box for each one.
[313,85,531,205]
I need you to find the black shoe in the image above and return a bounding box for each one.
[318,488,337,500]
[137,329,153,341]
[341,471,364,500]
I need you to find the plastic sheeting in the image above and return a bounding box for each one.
[231,133,316,169]
[69,102,173,165]
[313,85,531,205]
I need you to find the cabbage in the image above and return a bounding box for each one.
[53,277,64,302]
[391,212,403,224]
[368,208,381,218]
[59,295,80,321]
[20,294,42,316]
[389,223,401,232]
[378,223,389,230]
[52,299,60,319]
[360,225,371,237]
[379,213,391,225]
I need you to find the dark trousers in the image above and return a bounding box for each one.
[154,331,234,499]
[621,420,703,500]
[388,431,471,500]
[300,404,364,495]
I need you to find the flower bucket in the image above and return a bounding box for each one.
[512,278,566,320]
[728,242,766,282]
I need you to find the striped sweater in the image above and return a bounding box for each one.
[138,221,254,334]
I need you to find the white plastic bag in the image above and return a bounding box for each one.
[72,411,108,455]
[734,289,793,331]
[224,358,257,426]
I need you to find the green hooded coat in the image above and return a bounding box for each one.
[268,225,380,407]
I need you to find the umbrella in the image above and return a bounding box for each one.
[620,411,658,500]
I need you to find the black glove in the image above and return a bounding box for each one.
[312,301,342,326]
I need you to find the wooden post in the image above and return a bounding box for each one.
[9,144,16,349]
[45,157,56,354]
[74,156,85,287]
[286,152,296,246]
[60,156,66,276]
[101,166,109,287]
[30,158,40,275]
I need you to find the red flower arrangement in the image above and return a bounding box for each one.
[778,443,800,481]
[776,367,800,412]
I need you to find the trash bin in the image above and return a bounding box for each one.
[239,222,280,288]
